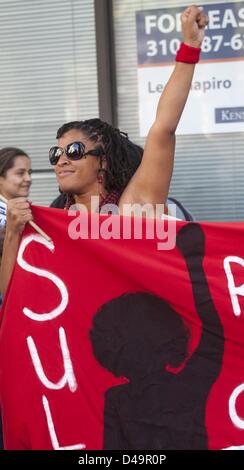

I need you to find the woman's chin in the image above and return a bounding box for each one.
[17,186,31,198]
[58,183,70,193]
[14,190,30,198]
[18,191,29,198]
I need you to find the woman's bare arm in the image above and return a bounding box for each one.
[120,6,208,211]
[0,198,32,295]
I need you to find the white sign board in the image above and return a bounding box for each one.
[136,2,244,135]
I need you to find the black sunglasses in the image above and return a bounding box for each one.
[49,141,104,166]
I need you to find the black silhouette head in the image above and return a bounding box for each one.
[90,292,189,379]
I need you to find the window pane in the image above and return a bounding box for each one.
[0,0,98,205]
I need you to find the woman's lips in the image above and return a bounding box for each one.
[58,170,75,178]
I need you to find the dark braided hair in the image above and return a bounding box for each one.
[0,147,29,177]
[56,119,143,193]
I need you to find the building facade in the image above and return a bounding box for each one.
[0,0,243,220]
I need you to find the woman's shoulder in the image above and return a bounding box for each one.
[50,193,67,208]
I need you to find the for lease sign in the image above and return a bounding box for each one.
[136,2,244,135]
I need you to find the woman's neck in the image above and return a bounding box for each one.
[74,189,107,212]
[0,189,9,200]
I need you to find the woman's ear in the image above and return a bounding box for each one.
[92,145,105,157]
[99,146,106,158]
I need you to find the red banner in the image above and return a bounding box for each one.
[0,206,244,450]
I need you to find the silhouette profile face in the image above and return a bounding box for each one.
[90,292,189,379]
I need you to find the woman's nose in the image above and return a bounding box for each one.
[56,152,70,165]
[25,172,32,182]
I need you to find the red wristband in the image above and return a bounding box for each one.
[176,42,201,64]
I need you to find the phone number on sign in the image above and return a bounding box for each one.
[146,34,244,56]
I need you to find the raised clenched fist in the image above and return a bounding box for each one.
[181,5,209,48]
